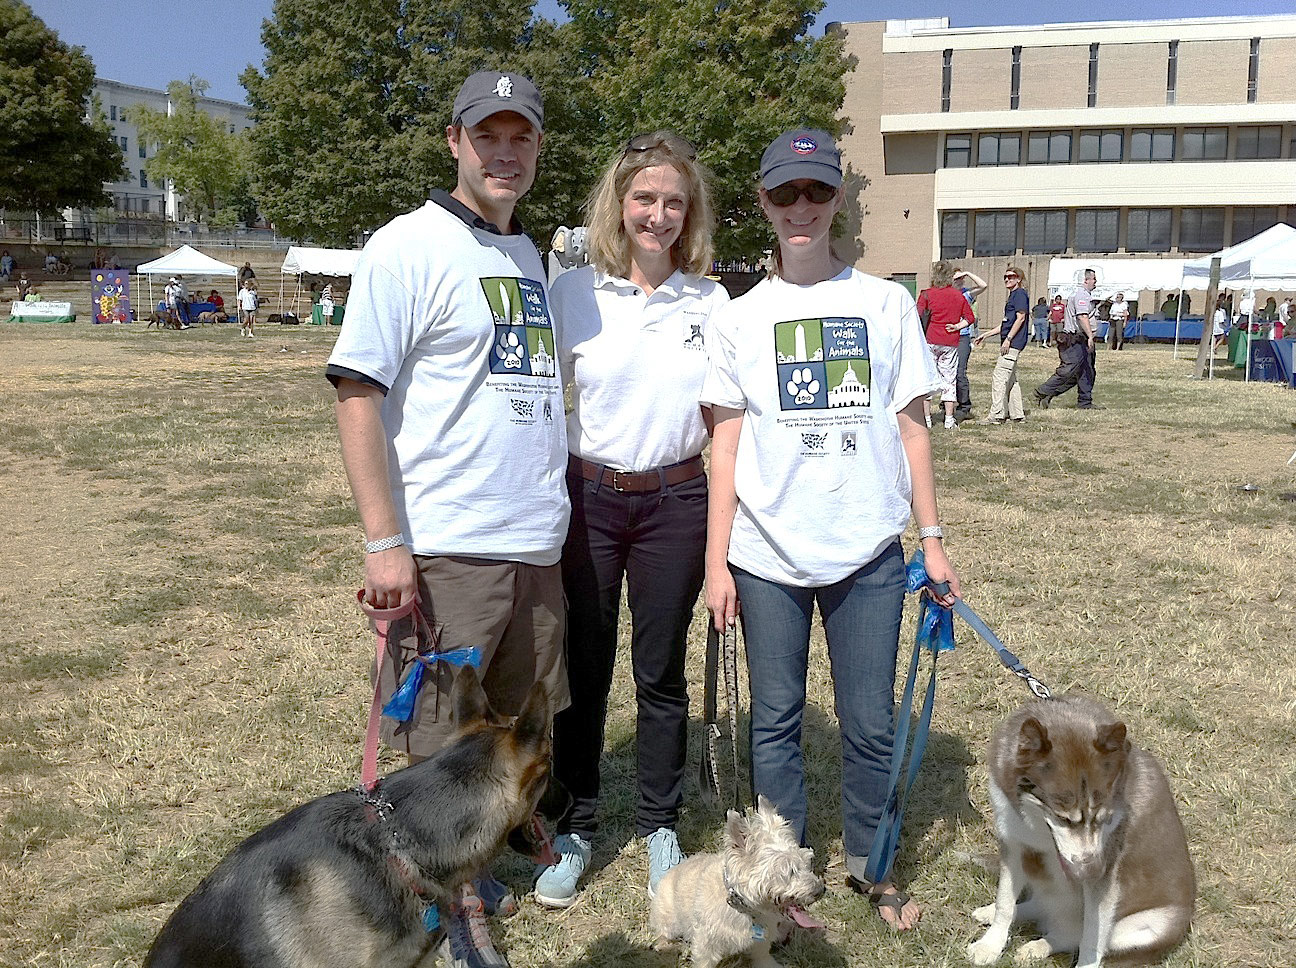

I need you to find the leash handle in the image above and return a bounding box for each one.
[357,590,423,791]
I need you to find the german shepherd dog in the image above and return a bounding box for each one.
[968,694,1195,967]
[146,666,562,968]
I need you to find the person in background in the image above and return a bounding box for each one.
[238,278,259,338]
[951,268,986,423]
[703,126,960,932]
[1276,296,1291,340]
[239,261,256,287]
[917,260,975,430]
[1031,297,1049,345]
[1047,294,1065,347]
[0,250,14,281]
[535,130,728,908]
[1108,291,1129,350]
[975,265,1029,423]
[1036,268,1096,409]
[319,283,335,325]
[1212,297,1230,356]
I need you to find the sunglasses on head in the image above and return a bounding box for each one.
[624,132,697,160]
[766,182,837,207]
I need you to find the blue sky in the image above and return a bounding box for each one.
[30,0,1295,104]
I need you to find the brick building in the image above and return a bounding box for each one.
[832,14,1296,297]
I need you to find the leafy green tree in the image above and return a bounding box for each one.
[130,77,246,222]
[559,0,850,261]
[0,0,124,214]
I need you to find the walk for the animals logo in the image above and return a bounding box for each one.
[774,318,872,411]
[483,277,556,378]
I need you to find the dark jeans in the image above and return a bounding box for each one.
[954,330,973,418]
[730,542,905,860]
[553,469,707,839]
[1037,337,1094,406]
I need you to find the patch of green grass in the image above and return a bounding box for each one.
[1,647,119,683]
[105,585,196,627]
[0,802,80,861]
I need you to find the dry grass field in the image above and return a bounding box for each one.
[1,321,1293,968]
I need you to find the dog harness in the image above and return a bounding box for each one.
[353,782,442,933]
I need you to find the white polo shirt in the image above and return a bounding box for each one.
[552,265,729,471]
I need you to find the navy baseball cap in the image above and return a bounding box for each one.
[760,129,842,189]
[452,71,544,131]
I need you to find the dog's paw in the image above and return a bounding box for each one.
[972,904,997,925]
[1012,939,1053,963]
[968,936,1006,966]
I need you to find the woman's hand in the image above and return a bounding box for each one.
[705,564,740,633]
[920,541,960,607]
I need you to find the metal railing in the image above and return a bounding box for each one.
[0,218,292,251]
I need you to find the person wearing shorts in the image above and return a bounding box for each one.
[238,279,258,337]
[326,70,566,968]
[917,260,974,429]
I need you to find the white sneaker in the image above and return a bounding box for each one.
[944,415,957,429]
[533,833,592,909]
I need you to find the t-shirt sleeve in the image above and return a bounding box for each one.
[699,301,746,410]
[549,270,578,387]
[887,284,942,414]
[325,240,420,390]
[1074,292,1093,318]
[1011,290,1029,319]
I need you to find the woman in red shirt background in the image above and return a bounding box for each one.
[917,260,975,429]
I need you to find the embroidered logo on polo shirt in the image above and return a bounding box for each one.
[774,318,871,411]
[495,76,513,98]
[790,136,817,154]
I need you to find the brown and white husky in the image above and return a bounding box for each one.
[968,694,1195,967]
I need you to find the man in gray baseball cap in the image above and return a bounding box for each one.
[327,67,564,968]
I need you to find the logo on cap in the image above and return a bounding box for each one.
[495,75,513,98]
[790,136,817,155]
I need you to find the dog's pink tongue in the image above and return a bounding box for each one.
[786,905,826,930]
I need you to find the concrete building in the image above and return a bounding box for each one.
[93,78,253,222]
[833,14,1296,297]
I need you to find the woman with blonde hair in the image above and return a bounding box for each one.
[537,132,730,907]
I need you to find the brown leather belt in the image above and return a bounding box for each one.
[568,454,705,493]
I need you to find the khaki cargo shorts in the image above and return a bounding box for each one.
[374,555,569,759]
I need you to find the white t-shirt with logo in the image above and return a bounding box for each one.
[701,267,940,587]
[327,200,568,565]
[238,287,258,311]
[552,266,729,470]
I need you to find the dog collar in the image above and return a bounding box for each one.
[722,873,766,941]
[353,783,442,933]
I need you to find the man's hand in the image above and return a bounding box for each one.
[1000,339,1011,356]
[363,546,418,610]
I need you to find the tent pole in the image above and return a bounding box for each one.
[279,271,284,316]
[1245,276,1253,383]
[1173,287,1183,359]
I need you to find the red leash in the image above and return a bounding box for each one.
[356,590,422,791]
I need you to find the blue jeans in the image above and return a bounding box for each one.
[731,541,905,861]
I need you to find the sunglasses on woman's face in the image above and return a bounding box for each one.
[624,132,697,160]
[766,182,837,207]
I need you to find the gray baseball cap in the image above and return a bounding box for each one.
[452,71,544,131]
[760,129,842,189]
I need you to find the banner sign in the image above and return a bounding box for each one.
[9,301,75,322]
[91,269,131,324]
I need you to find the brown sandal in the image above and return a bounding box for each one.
[846,876,917,928]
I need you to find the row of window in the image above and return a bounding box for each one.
[109,104,245,136]
[944,125,1290,168]
[940,206,1282,258]
[940,37,1265,112]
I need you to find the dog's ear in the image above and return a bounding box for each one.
[1094,721,1128,755]
[450,666,490,728]
[510,680,551,753]
[724,808,748,850]
[1017,716,1051,762]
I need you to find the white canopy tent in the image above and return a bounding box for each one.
[1176,223,1296,375]
[280,246,362,318]
[134,244,239,314]
[1047,257,1188,300]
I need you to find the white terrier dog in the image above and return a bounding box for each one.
[650,796,825,968]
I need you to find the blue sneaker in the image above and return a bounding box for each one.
[646,827,684,899]
[533,832,591,909]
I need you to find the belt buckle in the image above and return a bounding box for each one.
[612,470,629,493]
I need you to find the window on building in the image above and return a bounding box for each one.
[1130,128,1174,162]
[1167,40,1178,105]
[1078,129,1123,163]
[1232,206,1279,243]
[942,49,952,113]
[1179,208,1226,252]
[1010,46,1021,110]
[941,212,969,259]
[977,132,1020,166]
[944,134,972,168]
[1075,209,1119,252]
[140,170,148,189]
[1182,127,1227,160]
[1127,209,1172,252]
[1026,130,1071,164]
[1248,38,1259,104]
[139,144,146,158]
[1236,125,1282,159]
[1088,43,1099,108]
[120,136,128,151]
[141,198,150,214]
[120,110,126,122]
[110,104,117,121]
[230,124,236,134]
[973,211,1019,257]
[1023,210,1069,254]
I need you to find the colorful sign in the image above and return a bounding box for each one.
[91,269,131,324]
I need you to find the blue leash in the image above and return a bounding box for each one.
[861,549,1051,886]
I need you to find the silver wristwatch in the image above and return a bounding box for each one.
[364,534,406,554]
[918,525,944,541]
